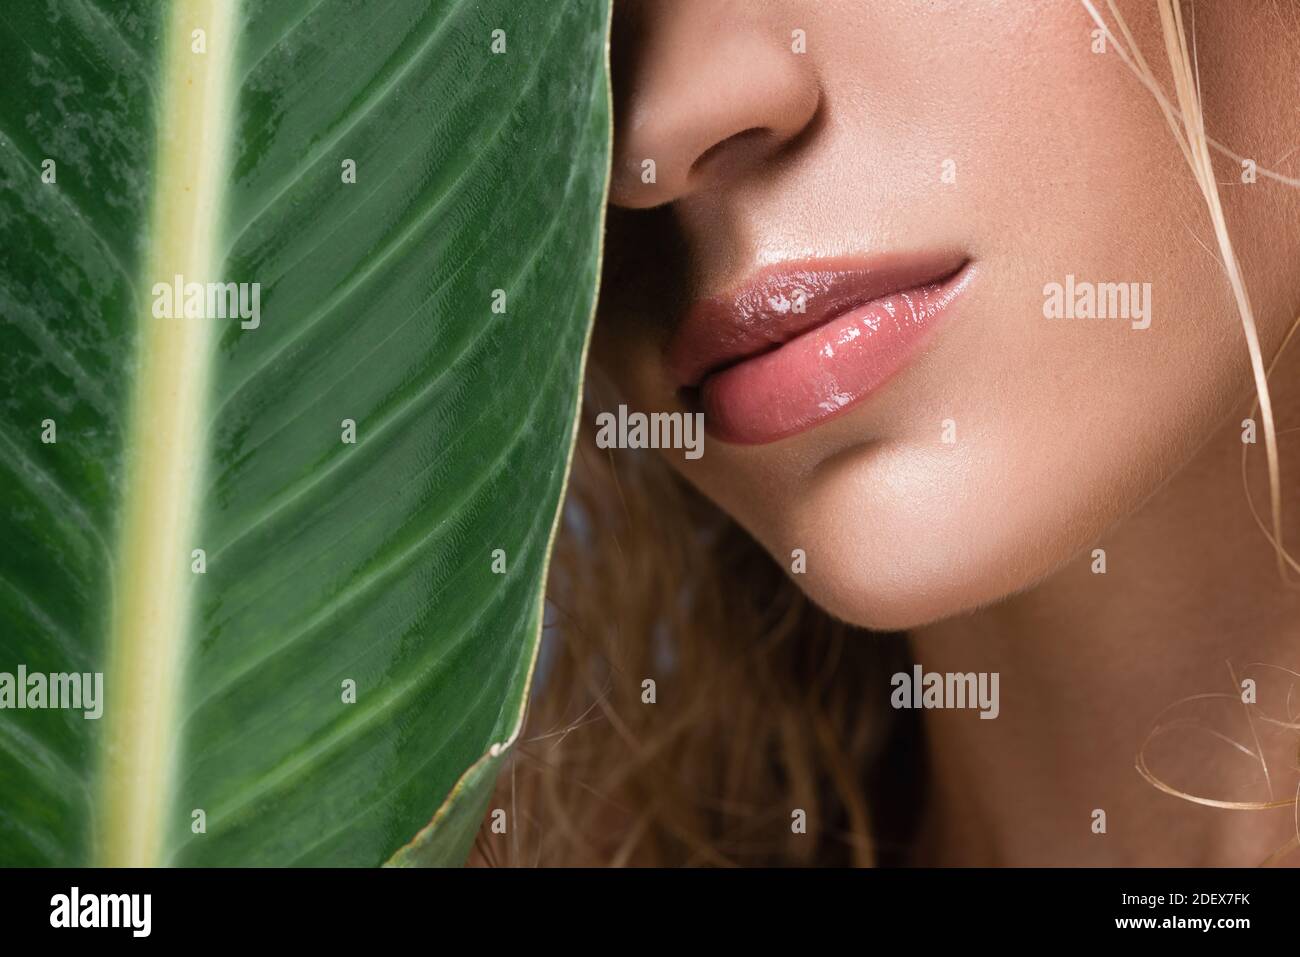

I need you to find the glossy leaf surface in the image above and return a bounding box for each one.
[0,0,610,866]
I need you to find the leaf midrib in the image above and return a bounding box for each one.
[95,0,241,868]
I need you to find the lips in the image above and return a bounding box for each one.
[666,253,973,444]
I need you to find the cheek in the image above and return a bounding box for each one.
[666,59,1256,630]
[700,223,1250,632]
[695,332,1245,634]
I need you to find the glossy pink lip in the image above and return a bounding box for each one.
[667,254,973,444]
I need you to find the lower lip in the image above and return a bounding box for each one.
[697,265,973,444]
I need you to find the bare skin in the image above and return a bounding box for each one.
[599,0,1300,865]
[917,382,1300,865]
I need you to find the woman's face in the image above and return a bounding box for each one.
[595,0,1300,630]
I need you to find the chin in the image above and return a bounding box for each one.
[781,533,1052,633]
[746,451,1103,632]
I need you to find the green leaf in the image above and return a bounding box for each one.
[0,0,611,866]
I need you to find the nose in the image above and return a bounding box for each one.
[609,0,822,210]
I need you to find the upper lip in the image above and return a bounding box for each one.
[667,252,971,389]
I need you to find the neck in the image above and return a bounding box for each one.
[910,384,1300,867]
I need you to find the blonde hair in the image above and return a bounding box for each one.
[1085,1,1300,861]
[473,398,908,866]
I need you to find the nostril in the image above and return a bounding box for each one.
[689,127,775,179]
